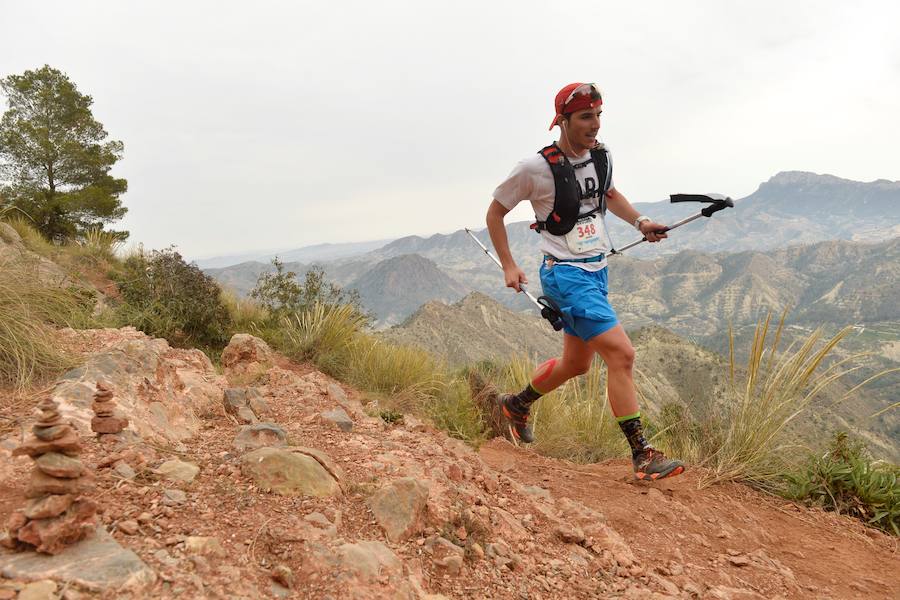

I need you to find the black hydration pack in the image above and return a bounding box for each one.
[531,143,610,236]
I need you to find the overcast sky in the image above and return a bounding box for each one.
[3,1,899,259]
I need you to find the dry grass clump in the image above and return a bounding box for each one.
[275,300,486,440]
[0,257,79,389]
[279,302,369,368]
[649,312,894,491]
[427,376,488,444]
[1,215,56,257]
[221,289,270,336]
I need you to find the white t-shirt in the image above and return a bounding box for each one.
[492,146,615,271]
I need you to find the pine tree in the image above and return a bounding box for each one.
[0,65,128,241]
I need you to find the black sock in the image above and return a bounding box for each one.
[618,414,651,457]
[509,384,543,412]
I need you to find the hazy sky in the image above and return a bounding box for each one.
[3,1,899,259]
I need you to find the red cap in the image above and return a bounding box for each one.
[549,82,603,130]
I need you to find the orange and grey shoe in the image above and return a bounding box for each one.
[499,394,535,444]
[632,448,685,480]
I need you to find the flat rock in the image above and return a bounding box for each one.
[0,527,155,591]
[117,520,139,536]
[17,580,56,600]
[336,540,402,582]
[248,396,272,418]
[233,423,287,452]
[35,453,85,479]
[33,425,69,442]
[368,477,429,542]
[90,416,128,434]
[112,462,136,480]
[155,459,199,483]
[223,388,250,414]
[321,408,353,432]
[235,406,258,425]
[25,470,95,498]
[184,536,225,557]
[12,431,82,459]
[241,447,340,497]
[326,383,347,402]
[161,489,187,506]
[23,495,74,520]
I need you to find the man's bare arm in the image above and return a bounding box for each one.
[486,199,528,291]
[605,188,667,242]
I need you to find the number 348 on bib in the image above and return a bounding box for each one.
[564,215,604,253]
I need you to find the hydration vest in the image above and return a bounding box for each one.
[531,143,611,236]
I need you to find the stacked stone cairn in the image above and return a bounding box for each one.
[2,398,97,554]
[91,381,128,436]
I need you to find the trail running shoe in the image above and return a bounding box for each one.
[632,448,685,480]
[499,394,535,444]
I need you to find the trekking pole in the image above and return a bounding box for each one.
[464,228,566,331]
[609,193,734,255]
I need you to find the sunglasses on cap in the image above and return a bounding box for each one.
[563,83,602,108]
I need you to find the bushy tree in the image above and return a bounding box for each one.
[113,247,231,347]
[0,65,127,241]
[250,259,367,320]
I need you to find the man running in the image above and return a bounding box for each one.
[485,82,684,480]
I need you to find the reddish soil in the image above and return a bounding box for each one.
[480,440,900,599]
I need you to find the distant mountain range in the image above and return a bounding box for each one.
[205,171,900,320]
[351,254,468,327]
[608,237,900,336]
[194,239,393,269]
[379,292,560,366]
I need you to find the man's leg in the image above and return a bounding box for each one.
[588,324,685,480]
[501,334,594,443]
[586,324,638,416]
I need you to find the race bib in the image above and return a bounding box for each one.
[565,215,603,253]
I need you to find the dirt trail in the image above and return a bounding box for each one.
[480,439,900,599]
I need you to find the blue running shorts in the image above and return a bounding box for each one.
[539,260,619,341]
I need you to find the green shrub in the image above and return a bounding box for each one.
[785,432,899,535]
[251,260,367,322]
[111,247,231,347]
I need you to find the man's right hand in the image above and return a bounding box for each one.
[504,265,528,292]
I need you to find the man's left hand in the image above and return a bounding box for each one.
[639,220,668,242]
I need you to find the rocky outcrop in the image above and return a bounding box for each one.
[50,329,226,444]
[221,334,274,384]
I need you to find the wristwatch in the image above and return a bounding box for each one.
[634,215,651,231]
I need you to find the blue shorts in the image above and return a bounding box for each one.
[539,261,619,341]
